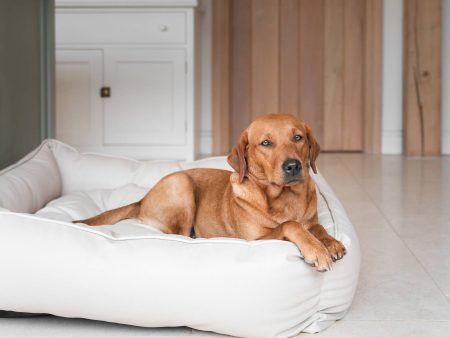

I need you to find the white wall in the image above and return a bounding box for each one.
[381,0,403,154]
[443,0,450,155]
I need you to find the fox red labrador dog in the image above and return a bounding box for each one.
[75,113,346,271]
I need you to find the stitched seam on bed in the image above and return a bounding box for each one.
[315,180,338,238]
[0,211,299,249]
[318,189,338,238]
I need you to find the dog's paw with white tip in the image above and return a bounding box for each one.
[323,237,347,262]
[300,240,333,272]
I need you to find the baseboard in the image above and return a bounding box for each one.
[382,130,402,154]
[442,130,450,155]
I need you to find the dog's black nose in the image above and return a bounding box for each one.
[282,159,301,177]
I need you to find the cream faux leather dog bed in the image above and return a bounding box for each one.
[0,140,360,338]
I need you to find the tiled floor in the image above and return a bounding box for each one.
[1,154,450,337]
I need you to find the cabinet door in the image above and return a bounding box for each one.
[55,50,103,147]
[103,48,186,146]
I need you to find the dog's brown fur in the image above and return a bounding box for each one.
[74,114,346,271]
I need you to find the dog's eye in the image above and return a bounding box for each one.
[293,134,303,142]
[260,140,272,147]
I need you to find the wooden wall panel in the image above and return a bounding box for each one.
[403,0,442,156]
[298,0,325,145]
[364,0,382,154]
[279,0,299,117]
[230,0,252,145]
[251,0,279,116]
[212,0,231,155]
[323,0,345,150]
[213,0,383,154]
[343,0,364,150]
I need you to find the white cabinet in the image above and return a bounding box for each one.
[56,50,103,147]
[55,1,198,160]
[103,48,186,146]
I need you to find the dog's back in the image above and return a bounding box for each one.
[75,168,234,237]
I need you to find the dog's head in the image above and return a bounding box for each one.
[227,113,320,186]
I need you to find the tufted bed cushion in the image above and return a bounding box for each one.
[0,140,360,338]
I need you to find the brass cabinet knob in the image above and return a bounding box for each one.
[100,87,111,98]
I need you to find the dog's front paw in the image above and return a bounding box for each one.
[301,240,333,272]
[323,237,346,262]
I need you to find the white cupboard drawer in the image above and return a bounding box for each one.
[56,12,186,45]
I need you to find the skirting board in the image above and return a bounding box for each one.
[443,130,450,155]
[382,130,402,154]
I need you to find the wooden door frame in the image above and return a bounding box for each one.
[364,0,383,154]
[212,0,383,155]
[403,0,442,156]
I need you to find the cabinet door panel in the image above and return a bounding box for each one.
[55,50,103,147]
[104,49,186,146]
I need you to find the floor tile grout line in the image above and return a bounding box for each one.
[335,154,450,303]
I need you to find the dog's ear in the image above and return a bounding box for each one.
[306,124,320,174]
[227,130,249,183]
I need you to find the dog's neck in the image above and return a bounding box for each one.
[230,171,316,225]
[246,172,312,203]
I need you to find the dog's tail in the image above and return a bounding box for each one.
[73,201,141,226]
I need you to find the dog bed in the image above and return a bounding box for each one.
[0,140,360,338]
